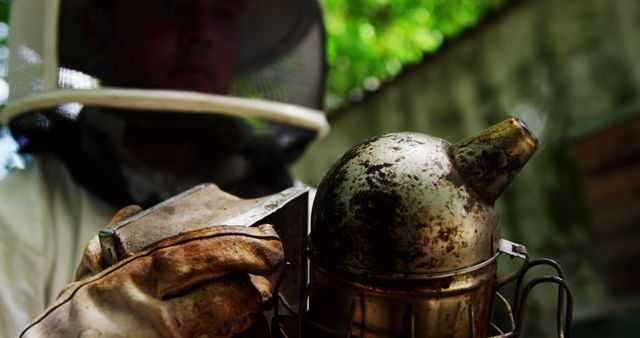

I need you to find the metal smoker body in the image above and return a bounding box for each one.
[300,119,572,338]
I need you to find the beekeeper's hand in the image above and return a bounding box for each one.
[20,207,283,338]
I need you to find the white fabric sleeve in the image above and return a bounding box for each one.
[0,155,114,338]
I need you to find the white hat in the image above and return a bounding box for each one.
[2,0,330,136]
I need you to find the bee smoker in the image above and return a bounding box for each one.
[272,118,573,338]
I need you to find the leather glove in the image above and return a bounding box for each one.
[20,207,283,338]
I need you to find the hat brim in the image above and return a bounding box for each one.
[1,87,330,137]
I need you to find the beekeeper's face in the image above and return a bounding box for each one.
[94,0,242,94]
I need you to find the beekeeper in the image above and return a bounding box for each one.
[0,0,328,336]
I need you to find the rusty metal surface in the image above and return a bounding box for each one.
[303,119,543,338]
[304,261,497,338]
[450,118,538,203]
[309,118,537,276]
[310,132,499,275]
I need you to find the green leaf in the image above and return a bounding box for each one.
[321,0,511,111]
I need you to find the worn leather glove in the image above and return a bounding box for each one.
[20,207,283,338]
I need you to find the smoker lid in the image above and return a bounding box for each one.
[309,132,501,276]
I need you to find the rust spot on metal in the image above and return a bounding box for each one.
[437,227,458,242]
[350,189,403,271]
[432,276,453,290]
[450,118,538,203]
[463,195,479,214]
[442,171,464,188]
[391,134,426,146]
[365,162,394,176]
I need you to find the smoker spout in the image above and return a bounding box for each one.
[450,118,538,203]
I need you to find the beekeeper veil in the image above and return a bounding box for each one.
[2,0,328,207]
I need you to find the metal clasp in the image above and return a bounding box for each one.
[492,239,573,338]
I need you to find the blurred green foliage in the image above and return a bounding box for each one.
[321,0,509,110]
[0,1,8,23]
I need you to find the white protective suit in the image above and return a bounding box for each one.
[0,154,116,337]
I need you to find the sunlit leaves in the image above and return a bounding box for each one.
[321,0,509,110]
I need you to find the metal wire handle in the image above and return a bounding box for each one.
[494,240,574,338]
